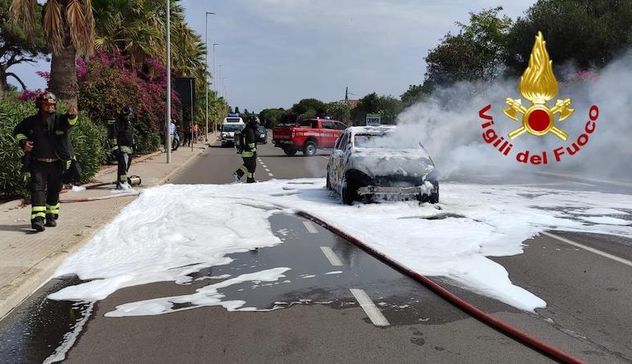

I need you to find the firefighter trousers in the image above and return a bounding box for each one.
[117,151,132,184]
[30,160,63,221]
[235,155,256,183]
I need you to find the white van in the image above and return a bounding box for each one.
[220,115,245,147]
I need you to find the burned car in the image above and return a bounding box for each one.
[326,126,439,205]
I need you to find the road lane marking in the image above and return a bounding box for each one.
[320,246,344,266]
[543,232,632,268]
[349,289,390,327]
[268,173,274,177]
[264,168,271,172]
[302,220,319,234]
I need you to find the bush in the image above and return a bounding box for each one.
[133,122,161,154]
[0,96,105,198]
[0,97,36,198]
[69,115,106,183]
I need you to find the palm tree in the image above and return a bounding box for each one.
[10,0,94,105]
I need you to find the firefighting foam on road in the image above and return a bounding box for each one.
[48,180,632,315]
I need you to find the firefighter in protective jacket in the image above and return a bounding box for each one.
[233,116,258,183]
[13,92,78,232]
[108,105,135,189]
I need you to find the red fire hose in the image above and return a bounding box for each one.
[296,210,583,364]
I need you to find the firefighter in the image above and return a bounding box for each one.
[13,92,78,232]
[233,115,258,183]
[108,105,135,189]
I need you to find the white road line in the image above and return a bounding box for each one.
[268,173,274,177]
[264,168,271,172]
[542,232,632,268]
[349,289,390,327]
[320,246,344,266]
[302,220,319,234]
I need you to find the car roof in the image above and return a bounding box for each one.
[348,125,395,136]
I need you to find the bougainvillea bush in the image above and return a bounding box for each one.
[77,49,181,153]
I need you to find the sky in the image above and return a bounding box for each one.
[49,179,632,316]
[9,0,536,112]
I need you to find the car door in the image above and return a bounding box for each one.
[331,131,349,191]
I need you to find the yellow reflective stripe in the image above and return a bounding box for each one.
[248,143,255,148]
[119,175,127,182]
[15,133,27,142]
[242,151,254,157]
[66,160,72,169]
[239,166,248,174]
[109,139,117,145]
[31,212,46,219]
[32,206,46,212]
[247,172,253,178]
[120,146,132,153]
[68,115,78,126]
[111,145,119,151]
[46,204,60,214]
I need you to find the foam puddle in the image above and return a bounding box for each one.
[49,179,632,314]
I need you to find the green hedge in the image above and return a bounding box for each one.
[0,96,106,198]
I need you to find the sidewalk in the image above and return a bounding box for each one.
[0,138,212,319]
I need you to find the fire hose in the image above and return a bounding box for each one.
[59,175,142,203]
[296,210,583,364]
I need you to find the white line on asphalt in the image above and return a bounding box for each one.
[349,289,390,327]
[542,232,632,268]
[268,173,274,177]
[302,220,319,234]
[320,246,344,266]
[264,168,271,172]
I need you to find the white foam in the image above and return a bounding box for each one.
[50,180,632,313]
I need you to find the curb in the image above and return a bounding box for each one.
[0,145,207,320]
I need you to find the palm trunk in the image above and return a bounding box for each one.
[49,44,78,106]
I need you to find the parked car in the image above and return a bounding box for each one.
[256,125,268,144]
[326,126,439,205]
[272,118,347,156]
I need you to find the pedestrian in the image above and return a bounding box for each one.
[233,115,258,183]
[108,105,135,190]
[169,119,180,151]
[183,121,192,147]
[13,92,78,232]
[192,123,199,142]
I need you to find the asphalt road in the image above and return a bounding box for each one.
[1,136,631,363]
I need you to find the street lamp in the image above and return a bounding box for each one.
[166,0,172,163]
[212,42,219,132]
[218,64,222,97]
[204,11,215,143]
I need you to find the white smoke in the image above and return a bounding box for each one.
[393,50,632,181]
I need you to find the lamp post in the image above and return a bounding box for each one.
[218,64,222,97]
[212,42,219,132]
[166,0,172,163]
[204,12,215,143]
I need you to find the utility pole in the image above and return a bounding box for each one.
[204,11,215,143]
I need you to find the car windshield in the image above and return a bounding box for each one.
[222,124,242,132]
[353,133,390,148]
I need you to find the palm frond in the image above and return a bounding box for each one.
[43,0,64,54]
[9,0,37,39]
[66,0,95,56]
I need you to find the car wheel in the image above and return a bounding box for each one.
[341,179,356,205]
[303,141,317,156]
[283,147,297,156]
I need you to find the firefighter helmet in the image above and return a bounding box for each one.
[35,91,57,111]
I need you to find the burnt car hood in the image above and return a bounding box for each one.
[348,148,435,178]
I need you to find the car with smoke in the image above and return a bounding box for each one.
[326,126,439,205]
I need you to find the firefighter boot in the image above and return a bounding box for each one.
[45,214,57,227]
[31,217,45,232]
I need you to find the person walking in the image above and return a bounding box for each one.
[108,105,135,190]
[13,92,78,232]
[233,115,258,183]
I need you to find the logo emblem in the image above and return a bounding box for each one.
[503,32,574,140]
